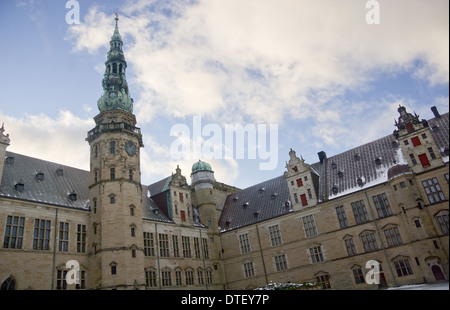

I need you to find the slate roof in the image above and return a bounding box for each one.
[142,184,174,223]
[0,151,90,210]
[218,175,292,232]
[219,111,449,232]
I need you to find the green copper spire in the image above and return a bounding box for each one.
[97,12,133,113]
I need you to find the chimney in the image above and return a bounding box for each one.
[318,151,327,164]
[431,106,441,118]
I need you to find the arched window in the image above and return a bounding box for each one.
[1,277,15,290]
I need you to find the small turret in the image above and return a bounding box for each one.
[0,124,11,183]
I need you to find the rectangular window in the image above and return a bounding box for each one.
[161,270,172,287]
[33,219,51,250]
[159,233,170,257]
[394,259,414,277]
[418,153,431,168]
[302,215,317,237]
[76,224,86,253]
[110,141,115,154]
[309,246,324,263]
[145,269,157,287]
[384,227,403,246]
[351,200,370,224]
[409,153,417,165]
[335,206,349,229]
[194,237,201,258]
[110,168,115,180]
[268,225,283,246]
[422,177,446,204]
[296,178,303,187]
[179,192,184,202]
[300,194,308,206]
[172,235,180,257]
[411,136,421,147]
[428,147,436,160]
[316,274,331,289]
[58,222,69,252]
[185,270,194,285]
[274,254,288,271]
[3,216,25,249]
[353,268,365,284]
[129,169,133,181]
[243,262,255,278]
[372,193,393,218]
[435,213,449,235]
[175,270,183,286]
[293,193,299,204]
[182,236,191,258]
[143,232,155,256]
[202,238,210,259]
[361,232,378,252]
[56,270,67,290]
[180,210,186,222]
[239,233,251,254]
[197,270,204,285]
[345,238,357,256]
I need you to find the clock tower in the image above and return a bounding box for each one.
[86,14,145,289]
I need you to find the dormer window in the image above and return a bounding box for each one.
[331,185,338,195]
[14,181,24,192]
[5,156,14,165]
[375,158,382,166]
[337,171,344,178]
[56,168,64,176]
[36,172,44,181]
[68,191,77,201]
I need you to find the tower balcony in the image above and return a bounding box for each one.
[86,122,142,143]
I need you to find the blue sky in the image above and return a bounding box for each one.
[0,0,448,189]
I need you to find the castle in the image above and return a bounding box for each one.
[0,18,448,290]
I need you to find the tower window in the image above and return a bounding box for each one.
[110,168,115,180]
[112,63,117,74]
[428,147,436,160]
[411,136,421,147]
[418,154,431,168]
[409,154,417,165]
[110,141,116,154]
[129,169,133,181]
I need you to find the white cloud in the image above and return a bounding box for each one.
[63,0,448,184]
[0,110,94,171]
[67,0,447,126]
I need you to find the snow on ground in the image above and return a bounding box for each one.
[387,282,449,290]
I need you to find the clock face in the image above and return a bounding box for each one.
[125,141,137,156]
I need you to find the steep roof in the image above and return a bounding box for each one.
[219,111,449,232]
[218,175,292,232]
[0,151,90,210]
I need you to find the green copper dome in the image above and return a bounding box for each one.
[192,160,213,174]
[97,14,133,114]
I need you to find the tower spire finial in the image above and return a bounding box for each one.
[114,11,119,27]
